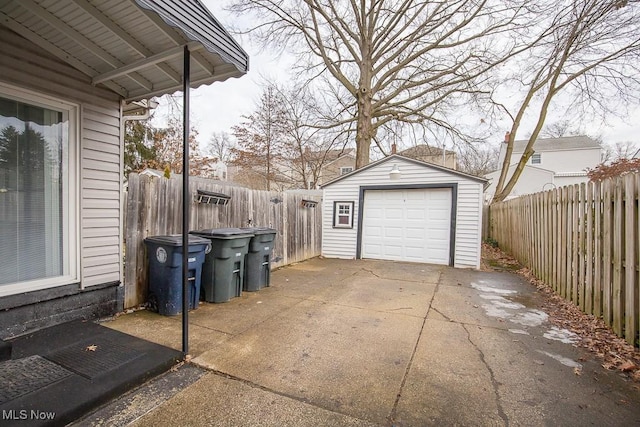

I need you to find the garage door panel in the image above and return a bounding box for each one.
[384,227,403,238]
[366,208,383,219]
[362,188,451,265]
[406,208,426,220]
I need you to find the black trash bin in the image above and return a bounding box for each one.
[240,227,277,292]
[190,228,254,303]
[143,234,210,316]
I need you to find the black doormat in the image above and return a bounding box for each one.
[0,355,72,404]
[45,335,145,380]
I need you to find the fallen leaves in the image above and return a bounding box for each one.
[482,244,640,382]
[85,344,98,352]
[619,360,637,372]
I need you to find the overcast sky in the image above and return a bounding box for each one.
[168,1,640,151]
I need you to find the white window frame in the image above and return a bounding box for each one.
[340,166,353,175]
[531,153,542,165]
[0,82,80,297]
[333,201,354,228]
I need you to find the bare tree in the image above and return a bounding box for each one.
[491,0,640,203]
[148,117,209,177]
[230,86,290,190]
[539,120,581,139]
[601,140,640,163]
[228,0,527,169]
[272,83,346,189]
[205,131,235,163]
[457,144,501,177]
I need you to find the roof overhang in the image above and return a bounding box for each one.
[0,0,249,101]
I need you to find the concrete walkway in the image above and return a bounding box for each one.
[98,258,640,426]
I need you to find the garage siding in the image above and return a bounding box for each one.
[322,156,484,268]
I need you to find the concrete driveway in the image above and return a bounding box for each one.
[97,258,640,426]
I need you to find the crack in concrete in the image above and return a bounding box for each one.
[202,368,386,426]
[388,270,443,426]
[430,306,452,321]
[461,323,509,427]
[359,267,439,284]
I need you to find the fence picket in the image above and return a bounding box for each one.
[586,181,594,315]
[571,185,579,304]
[613,178,624,335]
[578,183,586,310]
[625,174,637,345]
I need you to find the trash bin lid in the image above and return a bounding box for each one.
[190,228,254,239]
[144,234,211,247]
[240,227,277,235]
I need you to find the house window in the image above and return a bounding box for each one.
[0,85,78,294]
[333,201,354,228]
[340,166,353,175]
[531,153,541,165]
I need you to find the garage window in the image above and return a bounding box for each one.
[333,201,354,228]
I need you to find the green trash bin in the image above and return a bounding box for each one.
[240,227,277,292]
[190,228,254,303]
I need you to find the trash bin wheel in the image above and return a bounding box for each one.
[147,293,159,313]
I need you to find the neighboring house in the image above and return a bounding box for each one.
[399,144,458,170]
[321,154,487,269]
[0,0,248,337]
[316,148,357,187]
[485,135,602,200]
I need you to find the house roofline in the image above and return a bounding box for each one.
[322,152,356,168]
[485,164,556,177]
[321,154,487,188]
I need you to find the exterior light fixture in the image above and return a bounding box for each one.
[389,164,401,180]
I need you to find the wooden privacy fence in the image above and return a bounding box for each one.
[124,173,323,309]
[489,172,640,346]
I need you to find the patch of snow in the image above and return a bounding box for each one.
[471,282,517,295]
[508,329,530,335]
[537,350,582,369]
[543,327,579,344]
[510,309,548,327]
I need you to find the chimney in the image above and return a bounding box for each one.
[391,143,397,154]
[504,131,510,144]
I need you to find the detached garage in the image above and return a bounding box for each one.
[321,154,487,269]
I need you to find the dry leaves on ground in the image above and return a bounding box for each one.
[482,243,640,382]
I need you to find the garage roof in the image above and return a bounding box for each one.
[321,154,488,188]
[0,0,248,101]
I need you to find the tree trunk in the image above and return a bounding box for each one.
[355,56,374,169]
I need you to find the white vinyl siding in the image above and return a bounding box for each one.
[1,26,122,292]
[322,157,484,269]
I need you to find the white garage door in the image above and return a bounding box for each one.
[361,188,452,264]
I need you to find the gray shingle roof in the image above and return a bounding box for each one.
[512,135,600,152]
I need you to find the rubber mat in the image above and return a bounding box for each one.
[45,335,145,380]
[0,355,72,404]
